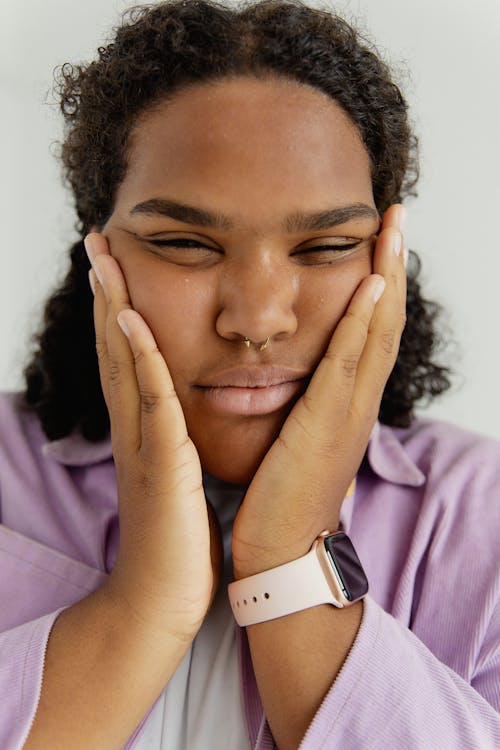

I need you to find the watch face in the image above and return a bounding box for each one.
[323,532,369,601]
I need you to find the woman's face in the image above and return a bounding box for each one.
[102,75,380,484]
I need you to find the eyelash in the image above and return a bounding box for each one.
[146,239,362,254]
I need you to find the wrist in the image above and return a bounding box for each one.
[102,574,205,648]
[233,538,314,580]
[232,523,341,580]
[229,530,368,627]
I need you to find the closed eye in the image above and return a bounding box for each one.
[145,238,219,265]
[147,239,362,252]
[147,239,216,250]
[143,237,372,267]
[293,240,373,265]
[297,243,361,253]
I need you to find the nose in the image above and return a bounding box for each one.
[215,253,299,344]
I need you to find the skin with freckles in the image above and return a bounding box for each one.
[100,75,381,485]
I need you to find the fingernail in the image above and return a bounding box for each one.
[374,278,386,303]
[84,235,96,264]
[88,269,96,295]
[117,312,130,338]
[393,231,402,257]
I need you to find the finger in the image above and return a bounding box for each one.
[371,208,407,345]
[85,233,116,412]
[116,308,192,465]
[84,231,112,264]
[353,214,407,418]
[380,203,406,233]
[291,273,386,433]
[92,252,139,457]
[89,267,111,410]
[383,203,408,267]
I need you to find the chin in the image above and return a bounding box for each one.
[190,406,291,486]
[197,421,282,486]
[201,452,262,486]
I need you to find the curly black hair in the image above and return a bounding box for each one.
[23,0,451,442]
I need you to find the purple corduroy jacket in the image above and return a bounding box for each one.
[0,390,499,749]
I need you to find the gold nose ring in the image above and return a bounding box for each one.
[243,337,270,351]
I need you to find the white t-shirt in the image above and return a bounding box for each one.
[134,473,251,749]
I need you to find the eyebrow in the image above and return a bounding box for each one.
[129,198,379,232]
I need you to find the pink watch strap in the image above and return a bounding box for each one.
[227,538,341,627]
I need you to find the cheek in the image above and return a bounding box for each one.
[119,257,213,378]
[300,258,371,342]
[130,272,192,325]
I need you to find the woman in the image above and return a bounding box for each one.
[1,1,498,748]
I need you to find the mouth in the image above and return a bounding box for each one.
[195,366,310,416]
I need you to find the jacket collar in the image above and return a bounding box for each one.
[41,420,425,487]
[338,421,425,532]
[367,421,425,487]
[41,431,113,466]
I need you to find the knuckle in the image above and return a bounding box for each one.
[380,328,396,355]
[275,432,292,452]
[341,356,358,378]
[300,392,316,417]
[343,309,357,320]
[288,411,315,442]
[173,435,192,453]
[323,349,359,378]
[312,436,344,460]
[142,472,163,498]
[134,345,160,367]
[136,470,157,497]
[344,309,370,329]
[134,349,146,366]
[126,463,162,496]
[140,390,161,415]
[109,362,121,386]
[350,401,378,426]
[95,337,107,360]
[322,349,338,366]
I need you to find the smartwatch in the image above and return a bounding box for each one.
[227,530,368,627]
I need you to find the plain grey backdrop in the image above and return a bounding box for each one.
[1,0,499,438]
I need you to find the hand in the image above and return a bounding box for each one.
[85,234,223,645]
[231,204,407,578]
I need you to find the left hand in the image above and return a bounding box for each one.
[232,204,407,578]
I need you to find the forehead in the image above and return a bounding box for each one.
[120,76,373,225]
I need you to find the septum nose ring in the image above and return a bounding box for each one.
[243,337,270,351]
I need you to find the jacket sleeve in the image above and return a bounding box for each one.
[0,607,69,750]
[0,525,163,750]
[0,525,109,750]
[254,428,500,749]
[295,596,500,749]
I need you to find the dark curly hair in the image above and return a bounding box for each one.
[23,0,451,442]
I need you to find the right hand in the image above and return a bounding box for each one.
[85,233,222,646]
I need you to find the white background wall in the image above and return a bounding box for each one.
[1,0,499,439]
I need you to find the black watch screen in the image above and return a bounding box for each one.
[323,532,369,602]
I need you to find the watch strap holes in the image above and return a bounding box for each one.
[232,591,271,608]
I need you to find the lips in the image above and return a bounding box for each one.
[197,366,311,389]
[196,366,310,416]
